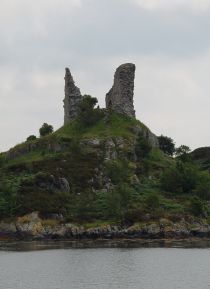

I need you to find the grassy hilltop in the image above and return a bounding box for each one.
[0,98,210,228]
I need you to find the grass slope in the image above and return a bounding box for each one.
[0,112,209,226]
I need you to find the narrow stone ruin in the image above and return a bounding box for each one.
[63,63,136,124]
[63,68,82,125]
[105,63,136,118]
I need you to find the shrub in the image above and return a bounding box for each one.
[0,191,18,218]
[161,160,210,199]
[145,193,160,211]
[0,153,6,167]
[158,135,175,156]
[189,197,205,216]
[105,183,134,221]
[161,161,198,194]
[78,95,104,127]
[26,135,37,142]
[194,171,210,199]
[175,145,191,162]
[39,123,53,137]
[105,160,132,185]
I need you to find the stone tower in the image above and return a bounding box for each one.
[63,68,82,125]
[105,63,136,118]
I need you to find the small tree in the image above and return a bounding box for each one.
[195,171,210,200]
[161,161,198,194]
[39,123,53,137]
[78,95,103,127]
[145,193,160,211]
[158,135,175,156]
[190,197,205,216]
[26,135,37,142]
[175,145,191,162]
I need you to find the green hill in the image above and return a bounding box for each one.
[0,110,209,229]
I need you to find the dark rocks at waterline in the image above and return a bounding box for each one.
[1,215,210,241]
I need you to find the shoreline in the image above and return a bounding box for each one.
[1,212,210,244]
[1,225,210,243]
[1,237,210,251]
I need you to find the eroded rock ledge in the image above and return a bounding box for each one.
[0,213,210,241]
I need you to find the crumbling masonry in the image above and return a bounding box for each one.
[105,63,136,118]
[63,63,136,124]
[63,68,82,125]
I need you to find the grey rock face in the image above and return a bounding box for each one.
[106,63,136,118]
[104,138,117,161]
[133,125,159,148]
[63,68,82,124]
[36,174,70,193]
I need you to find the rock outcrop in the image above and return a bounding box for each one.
[106,63,136,118]
[63,68,82,124]
[1,213,210,241]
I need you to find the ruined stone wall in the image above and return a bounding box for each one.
[63,68,82,124]
[106,63,136,118]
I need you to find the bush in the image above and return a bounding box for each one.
[39,123,53,137]
[104,183,134,221]
[194,171,210,199]
[78,95,104,127]
[0,191,18,218]
[161,161,210,199]
[26,135,37,142]
[0,154,5,167]
[175,145,191,162]
[105,160,132,185]
[161,162,198,194]
[145,193,160,211]
[189,197,205,216]
[158,135,175,156]
[67,192,96,221]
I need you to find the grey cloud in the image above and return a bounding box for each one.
[1,0,210,66]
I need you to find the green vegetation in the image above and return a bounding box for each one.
[189,196,206,216]
[39,123,54,137]
[26,135,37,142]
[55,111,144,140]
[135,132,152,159]
[77,95,104,127]
[175,145,191,162]
[158,135,175,156]
[0,97,209,224]
[161,161,210,196]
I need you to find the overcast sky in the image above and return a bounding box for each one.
[0,0,209,152]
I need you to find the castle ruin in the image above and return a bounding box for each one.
[105,63,136,118]
[63,68,82,125]
[63,63,136,124]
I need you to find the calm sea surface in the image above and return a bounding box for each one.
[0,241,210,289]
